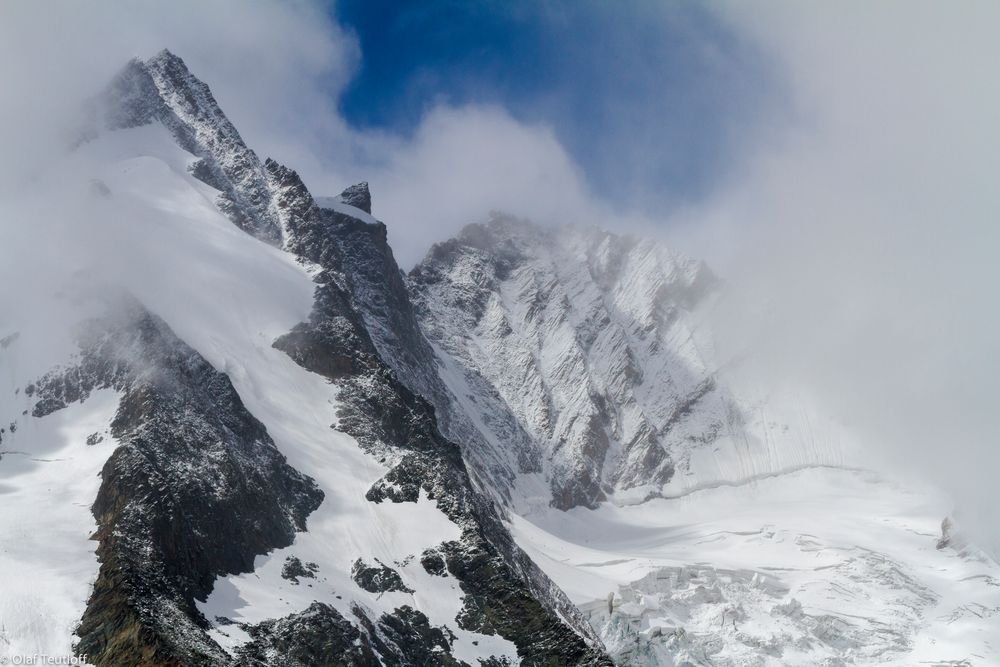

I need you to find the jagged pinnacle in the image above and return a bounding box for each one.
[338,182,372,214]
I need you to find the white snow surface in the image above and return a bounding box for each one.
[512,467,1000,666]
[314,195,381,226]
[0,125,517,662]
[0,386,116,664]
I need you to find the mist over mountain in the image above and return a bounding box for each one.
[1,3,999,666]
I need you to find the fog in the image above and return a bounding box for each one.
[683,2,1000,548]
[1,2,997,546]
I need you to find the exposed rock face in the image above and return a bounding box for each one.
[266,131,537,508]
[237,602,468,667]
[421,548,448,577]
[52,49,613,666]
[352,559,413,595]
[235,602,378,667]
[311,199,540,505]
[29,299,323,666]
[235,601,468,667]
[281,557,319,584]
[101,50,284,243]
[260,126,608,662]
[338,182,372,214]
[409,214,727,509]
[359,605,460,667]
[272,221,612,665]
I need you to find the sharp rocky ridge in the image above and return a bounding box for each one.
[12,48,608,666]
[2,48,998,667]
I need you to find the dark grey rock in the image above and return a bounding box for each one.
[30,298,323,666]
[351,558,413,595]
[281,556,319,584]
[338,182,372,214]
[236,602,379,667]
[101,50,283,243]
[420,549,448,577]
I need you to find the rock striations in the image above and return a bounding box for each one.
[409,215,725,510]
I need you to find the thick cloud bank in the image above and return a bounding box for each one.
[682,2,1000,548]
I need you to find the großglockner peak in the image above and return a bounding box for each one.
[100,49,285,244]
[1,48,997,667]
[3,49,610,666]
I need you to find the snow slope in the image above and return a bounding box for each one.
[0,122,520,662]
[89,125,518,662]
[0,386,117,662]
[4,48,998,667]
[13,52,607,666]
[512,467,1000,665]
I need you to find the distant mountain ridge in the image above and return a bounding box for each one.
[409,215,723,510]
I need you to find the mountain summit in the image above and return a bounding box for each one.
[4,50,609,667]
[0,50,997,667]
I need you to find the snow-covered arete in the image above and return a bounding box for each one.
[2,52,596,666]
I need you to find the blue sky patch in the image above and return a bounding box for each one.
[331,0,780,213]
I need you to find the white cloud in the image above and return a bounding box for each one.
[0,0,355,187]
[676,1,1000,546]
[352,105,602,267]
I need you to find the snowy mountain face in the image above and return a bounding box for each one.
[408,218,724,511]
[407,217,863,512]
[1,48,999,667]
[1,50,608,666]
[407,219,1000,666]
[102,51,283,244]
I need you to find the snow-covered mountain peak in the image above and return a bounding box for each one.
[424,214,716,318]
[0,51,617,666]
[99,49,287,244]
[409,214,732,511]
[408,215,1000,664]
